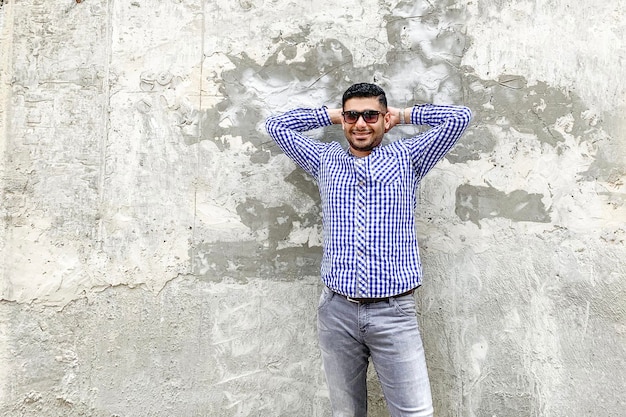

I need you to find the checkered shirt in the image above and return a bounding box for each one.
[265,104,472,298]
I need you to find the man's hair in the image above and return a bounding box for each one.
[342,83,387,109]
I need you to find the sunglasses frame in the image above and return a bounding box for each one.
[342,110,384,124]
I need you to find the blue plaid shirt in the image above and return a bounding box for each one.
[266,104,472,298]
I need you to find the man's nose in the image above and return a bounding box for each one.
[355,114,368,125]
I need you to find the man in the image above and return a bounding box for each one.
[265,83,472,417]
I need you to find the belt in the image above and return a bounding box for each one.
[334,288,415,304]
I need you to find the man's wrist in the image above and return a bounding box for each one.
[403,107,414,124]
[399,108,406,124]
[326,107,343,124]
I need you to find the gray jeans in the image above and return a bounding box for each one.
[317,286,433,417]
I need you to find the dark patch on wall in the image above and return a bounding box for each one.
[461,73,589,146]
[249,148,271,164]
[192,38,356,158]
[451,72,625,188]
[284,170,320,205]
[447,123,498,163]
[191,241,322,282]
[190,197,322,282]
[459,73,572,149]
[269,37,353,85]
[236,197,297,242]
[455,184,551,226]
[578,139,626,185]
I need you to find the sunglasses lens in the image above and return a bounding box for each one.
[344,111,358,123]
[363,111,379,123]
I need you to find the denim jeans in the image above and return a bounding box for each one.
[317,287,433,417]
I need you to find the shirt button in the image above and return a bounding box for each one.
[358,180,365,186]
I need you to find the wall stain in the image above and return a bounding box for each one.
[191,241,322,283]
[190,197,322,282]
[455,183,551,226]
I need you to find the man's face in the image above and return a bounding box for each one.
[342,97,390,157]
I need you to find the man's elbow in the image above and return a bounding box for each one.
[265,116,278,136]
[460,106,473,125]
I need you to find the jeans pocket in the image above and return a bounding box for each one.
[392,295,417,317]
[318,286,335,311]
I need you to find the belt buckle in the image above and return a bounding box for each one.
[345,296,361,304]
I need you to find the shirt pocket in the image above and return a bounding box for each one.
[369,154,401,185]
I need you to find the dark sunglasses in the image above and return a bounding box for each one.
[342,110,383,124]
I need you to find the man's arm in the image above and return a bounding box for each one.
[265,107,333,178]
[394,104,472,179]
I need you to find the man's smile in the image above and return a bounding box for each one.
[351,129,372,139]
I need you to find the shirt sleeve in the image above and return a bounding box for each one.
[264,107,332,179]
[403,104,472,181]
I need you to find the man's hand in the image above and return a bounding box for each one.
[385,106,406,132]
[327,108,344,125]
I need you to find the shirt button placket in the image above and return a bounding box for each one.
[354,158,368,297]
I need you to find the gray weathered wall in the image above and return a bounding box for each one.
[1,0,625,416]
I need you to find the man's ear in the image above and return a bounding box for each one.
[384,111,392,132]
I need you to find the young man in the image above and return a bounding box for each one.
[265,83,472,417]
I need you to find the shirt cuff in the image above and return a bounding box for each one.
[318,106,333,127]
[410,103,431,125]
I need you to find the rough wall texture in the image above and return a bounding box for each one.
[1,0,625,416]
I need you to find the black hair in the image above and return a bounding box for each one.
[342,83,388,109]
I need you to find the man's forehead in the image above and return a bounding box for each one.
[343,97,385,111]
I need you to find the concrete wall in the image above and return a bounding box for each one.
[1,0,624,416]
